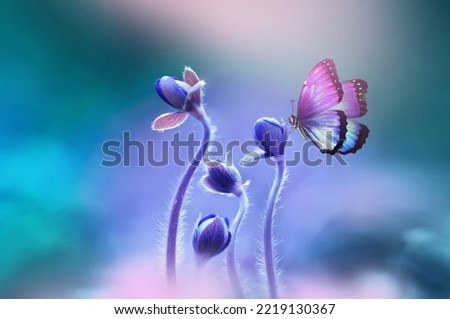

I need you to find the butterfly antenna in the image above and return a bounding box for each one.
[290,99,295,115]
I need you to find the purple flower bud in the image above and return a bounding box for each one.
[192,214,231,262]
[155,76,191,109]
[254,117,288,157]
[202,160,243,197]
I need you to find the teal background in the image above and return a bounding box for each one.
[1,0,449,297]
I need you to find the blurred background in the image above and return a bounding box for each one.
[1,0,449,298]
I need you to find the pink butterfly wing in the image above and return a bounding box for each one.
[338,120,370,154]
[297,59,344,119]
[151,112,189,132]
[333,79,368,118]
[296,59,347,153]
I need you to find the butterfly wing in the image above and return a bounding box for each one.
[330,79,369,154]
[297,59,344,119]
[338,120,370,154]
[297,59,347,153]
[332,79,368,118]
[151,111,189,131]
[300,110,347,154]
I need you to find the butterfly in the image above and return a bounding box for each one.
[288,59,370,154]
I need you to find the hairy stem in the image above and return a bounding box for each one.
[166,113,211,285]
[263,155,286,298]
[227,190,249,298]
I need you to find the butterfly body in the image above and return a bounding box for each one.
[288,114,310,140]
[291,59,369,154]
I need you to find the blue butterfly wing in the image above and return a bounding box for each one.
[338,120,370,154]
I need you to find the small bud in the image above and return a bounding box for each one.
[202,160,244,197]
[155,76,191,109]
[192,214,231,263]
[254,117,288,157]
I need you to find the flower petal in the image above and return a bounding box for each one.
[253,117,288,157]
[192,214,231,261]
[155,76,189,109]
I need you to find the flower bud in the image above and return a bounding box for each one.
[254,117,288,157]
[192,214,231,263]
[155,76,191,109]
[202,160,243,197]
